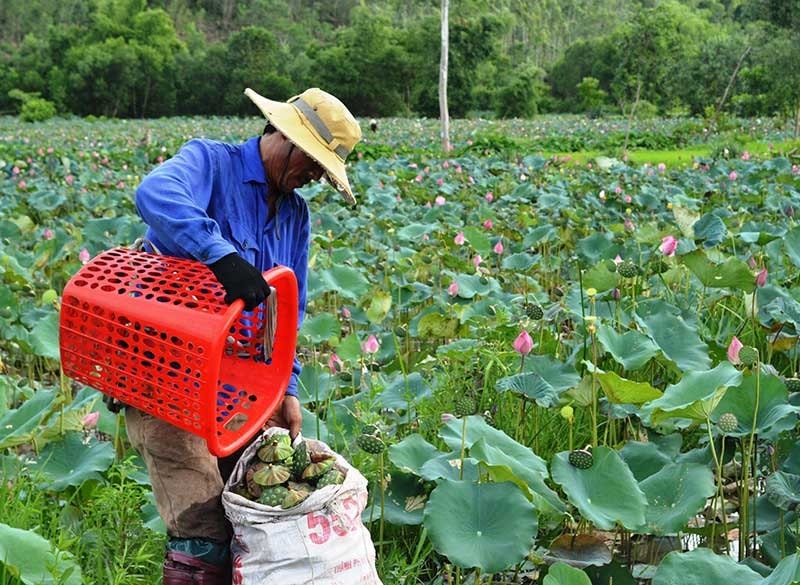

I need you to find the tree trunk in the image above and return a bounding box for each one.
[622,79,642,156]
[716,45,752,117]
[794,102,799,140]
[439,0,450,153]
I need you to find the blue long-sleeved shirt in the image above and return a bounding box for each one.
[134,136,309,397]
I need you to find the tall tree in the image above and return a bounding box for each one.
[439,0,450,152]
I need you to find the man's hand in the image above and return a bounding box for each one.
[266,395,302,440]
[208,253,270,310]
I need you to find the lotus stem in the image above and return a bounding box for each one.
[459,416,467,481]
[379,450,385,561]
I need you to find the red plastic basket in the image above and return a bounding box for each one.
[59,247,298,457]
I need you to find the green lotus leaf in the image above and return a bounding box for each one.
[596,325,660,371]
[388,434,442,476]
[583,262,619,292]
[462,226,491,255]
[364,472,426,526]
[551,447,646,531]
[298,365,334,404]
[761,533,799,572]
[375,372,431,411]
[418,453,479,482]
[502,252,538,271]
[396,223,438,241]
[0,522,83,584]
[635,302,711,371]
[784,226,800,269]
[34,432,115,491]
[471,438,566,517]
[440,415,548,476]
[577,233,615,264]
[30,311,60,360]
[543,562,592,585]
[299,312,340,345]
[638,463,715,535]
[423,479,538,573]
[0,389,56,450]
[596,370,662,405]
[620,436,681,482]
[766,471,800,511]
[496,372,561,406]
[452,274,498,299]
[692,213,727,248]
[366,292,392,324]
[647,362,741,424]
[682,250,755,292]
[308,265,369,301]
[652,548,761,585]
[711,372,800,439]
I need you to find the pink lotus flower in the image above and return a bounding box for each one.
[513,330,534,356]
[363,334,380,354]
[79,248,91,264]
[613,255,623,265]
[65,174,74,185]
[483,219,493,230]
[657,163,666,172]
[17,180,27,190]
[415,174,423,183]
[729,171,737,181]
[448,282,459,296]
[12,166,19,175]
[43,228,54,240]
[473,254,483,268]
[493,240,504,254]
[660,235,678,257]
[454,232,465,245]
[441,413,457,423]
[443,160,450,169]
[328,353,344,374]
[485,192,494,203]
[436,178,444,186]
[81,411,100,429]
[434,195,446,206]
[756,268,767,288]
[624,219,635,232]
[615,186,622,194]
[728,336,743,365]
[341,306,351,319]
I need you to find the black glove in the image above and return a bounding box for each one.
[103,393,125,413]
[208,253,270,310]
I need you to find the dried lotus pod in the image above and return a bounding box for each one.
[301,454,335,481]
[252,463,291,486]
[257,434,294,463]
[282,482,313,508]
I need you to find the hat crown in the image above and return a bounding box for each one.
[290,88,362,161]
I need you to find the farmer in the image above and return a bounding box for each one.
[127,87,362,584]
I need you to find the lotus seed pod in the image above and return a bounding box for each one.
[316,467,346,488]
[245,462,267,498]
[453,394,477,417]
[252,463,291,486]
[258,485,289,507]
[785,378,800,393]
[290,440,311,478]
[560,405,574,423]
[257,434,293,463]
[356,433,386,455]
[604,259,618,272]
[717,412,739,434]
[282,483,312,509]
[617,260,639,279]
[568,448,593,470]
[738,346,759,367]
[523,302,544,320]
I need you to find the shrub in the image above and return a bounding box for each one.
[20,97,57,122]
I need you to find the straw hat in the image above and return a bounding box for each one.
[244,87,362,205]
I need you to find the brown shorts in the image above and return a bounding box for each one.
[126,405,291,543]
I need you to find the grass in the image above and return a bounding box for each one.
[546,138,800,168]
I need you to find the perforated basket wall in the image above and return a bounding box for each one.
[59,248,298,456]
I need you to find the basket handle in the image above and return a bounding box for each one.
[262,285,278,362]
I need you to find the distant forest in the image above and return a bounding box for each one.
[0,0,798,122]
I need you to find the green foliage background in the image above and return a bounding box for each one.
[0,0,798,122]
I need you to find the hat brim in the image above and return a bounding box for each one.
[245,88,356,206]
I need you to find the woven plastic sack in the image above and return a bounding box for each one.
[222,428,383,585]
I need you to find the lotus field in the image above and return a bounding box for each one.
[3,114,800,584]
